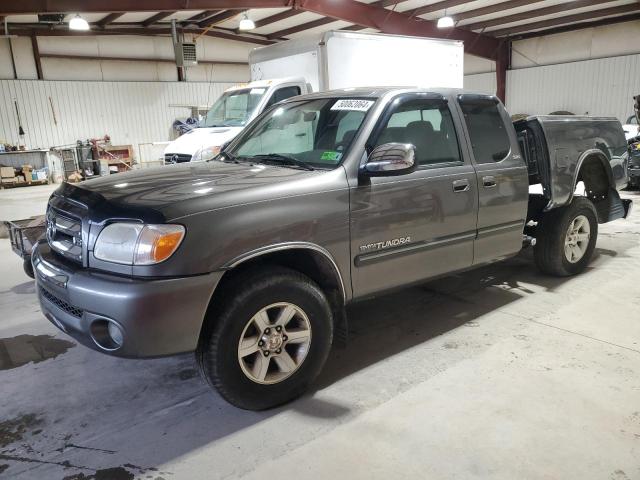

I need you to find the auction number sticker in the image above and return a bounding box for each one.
[331,99,374,112]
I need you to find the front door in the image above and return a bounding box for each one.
[350,94,478,298]
[456,95,529,265]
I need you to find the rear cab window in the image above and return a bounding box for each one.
[458,96,511,163]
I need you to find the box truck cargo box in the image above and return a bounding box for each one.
[250,31,463,91]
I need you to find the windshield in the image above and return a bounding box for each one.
[226,97,374,169]
[627,115,638,125]
[201,87,267,128]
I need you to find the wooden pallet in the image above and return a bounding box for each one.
[0,179,49,189]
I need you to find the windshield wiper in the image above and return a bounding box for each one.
[248,154,314,171]
[216,151,240,164]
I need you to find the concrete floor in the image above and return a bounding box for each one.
[1,186,639,480]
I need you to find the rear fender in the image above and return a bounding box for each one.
[570,150,627,223]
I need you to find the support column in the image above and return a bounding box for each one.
[31,34,43,80]
[495,41,510,103]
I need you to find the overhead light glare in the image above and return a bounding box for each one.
[239,13,255,31]
[69,14,90,31]
[437,15,454,28]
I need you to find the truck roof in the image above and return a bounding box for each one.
[281,86,493,101]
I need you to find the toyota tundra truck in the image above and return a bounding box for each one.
[33,88,631,410]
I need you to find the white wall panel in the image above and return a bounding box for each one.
[0,80,234,159]
[464,54,495,75]
[1,35,252,82]
[463,72,496,95]
[506,54,640,121]
[512,19,640,68]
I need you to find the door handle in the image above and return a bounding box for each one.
[452,179,470,192]
[483,175,497,188]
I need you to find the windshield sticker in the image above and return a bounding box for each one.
[320,151,342,163]
[330,99,374,112]
[250,88,266,95]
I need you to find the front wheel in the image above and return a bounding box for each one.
[534,197,598,276]
[197,267,333,410]
[23,256,35,279]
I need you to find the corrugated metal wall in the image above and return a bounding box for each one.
[506,54,640,122]
[0,79,234,157]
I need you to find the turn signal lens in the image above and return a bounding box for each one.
[134,225,185,265]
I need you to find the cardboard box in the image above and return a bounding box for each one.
[21,165,33,182]
[1,166,15,178]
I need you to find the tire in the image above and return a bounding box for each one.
[534,197,598,276]
[23,256,35,279]
[196,266,333,410]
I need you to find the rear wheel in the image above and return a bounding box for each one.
[534,197,598,276]
[197,267,333,410]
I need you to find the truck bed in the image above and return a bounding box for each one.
[514,115,630,221]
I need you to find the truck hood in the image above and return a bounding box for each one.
[64,161,324,221]
[164,127,244,156]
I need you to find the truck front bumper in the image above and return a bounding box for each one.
[32,241,222,358]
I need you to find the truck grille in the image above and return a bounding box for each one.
[40,287,84,319]
[46,208,83,263]
[164,153,192,164]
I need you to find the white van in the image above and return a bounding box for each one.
[163,77,309,163]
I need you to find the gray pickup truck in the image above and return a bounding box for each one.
[33,88,631,409]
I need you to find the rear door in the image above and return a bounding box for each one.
[456,95,529,264]
[350,94,478,298]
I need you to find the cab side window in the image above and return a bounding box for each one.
[459,99,510,163]
[373,99,461,166]
[265,86,302,108]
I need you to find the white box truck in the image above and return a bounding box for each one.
[163,31,463,164]
[250,30,463,91]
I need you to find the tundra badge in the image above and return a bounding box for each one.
[359,236,411,252]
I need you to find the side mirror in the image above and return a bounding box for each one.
[361,143,417,177]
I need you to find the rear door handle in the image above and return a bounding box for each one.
[483,175,497,188]
[452,179,470,192]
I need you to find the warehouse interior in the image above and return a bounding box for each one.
[1,1,639,479]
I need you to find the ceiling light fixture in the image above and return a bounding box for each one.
[238,13,255,31]
[69,14,90,31]
[437,10,454,29]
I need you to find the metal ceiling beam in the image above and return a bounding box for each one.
[463,0,617,31]
[408,0,476,18]
[296,0,501,59]
[512,11,640,40]
[491,3,640,37]
[338,0,415,32]
[0,1,288,15]
[267,17,336,39]
[253,9,302,28]
[198,10,242,28]
[9,27,276,45]
[268,0,413,37]
[185,10,221,23]
[142,11,176,26]
[96,12,125,26]
[453,0,546,23]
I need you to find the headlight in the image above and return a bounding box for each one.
[94,223,185,265]
[192,145,221,162]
